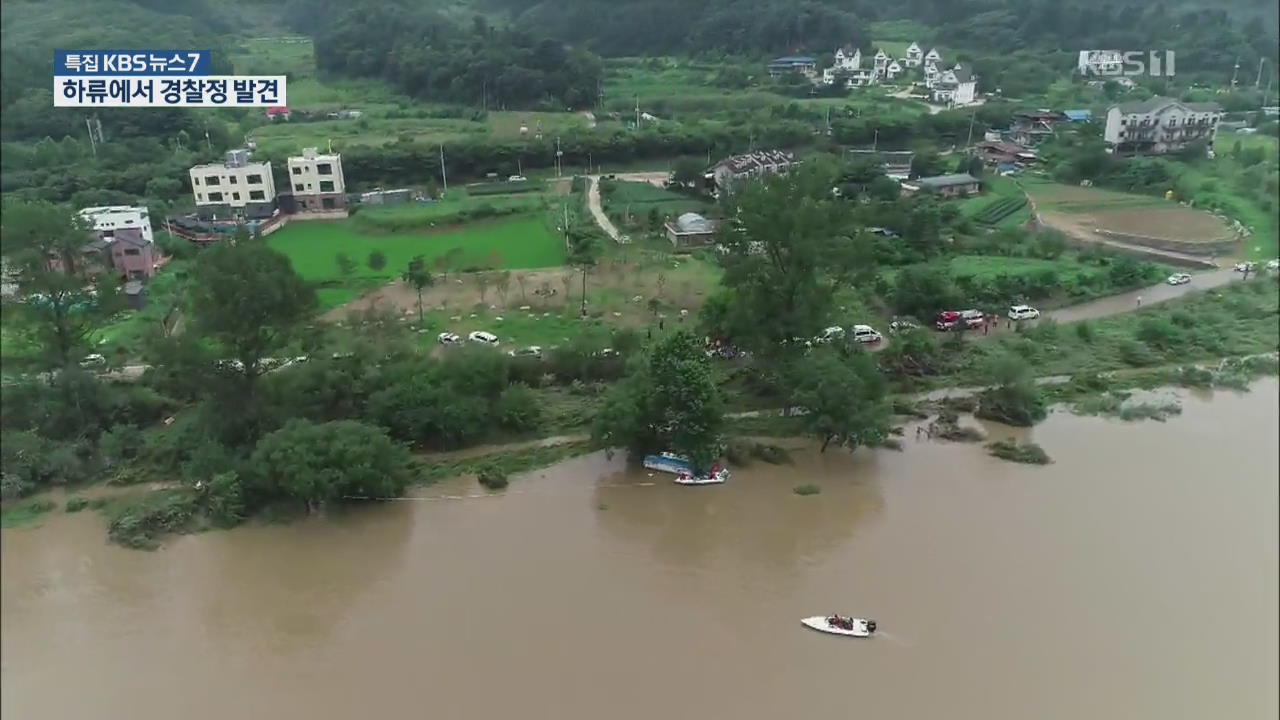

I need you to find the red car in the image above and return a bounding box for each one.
[935,310,986,331]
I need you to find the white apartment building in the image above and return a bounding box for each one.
[1103,96,1222,155]
[189,149,276,220]
[286,148,347,211]
[77,205,153,244]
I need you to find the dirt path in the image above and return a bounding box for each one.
[586,176,623,243]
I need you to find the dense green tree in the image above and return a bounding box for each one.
[710,162,854,357]
[1,201,121,370]
[251,419,411,511]
[593,329,724,469]
[892,263,962,321]
[671,157,705,187]
[789,349,891,452]
[186,241,315,444]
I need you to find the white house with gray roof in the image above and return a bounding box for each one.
[931,63,977,106]
[1103,96,1222,155]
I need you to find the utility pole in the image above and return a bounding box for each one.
[965,109,977,148]
[634,95,640,129]
[85,117,98,157]
[1231,58,1240,90]
[1257,58,1266,88]
[555,136,562,177]
[872,128,878,152]
[439,144,448,194]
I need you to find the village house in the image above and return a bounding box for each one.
[767,56,817,79]
[930,63,977,106]
[1103,96,1222,155]
[822,46,878,88]
[189,149,277,221]
[903,42,923,68]
[285,148,348,213]
[664,212,719,251]
[1009,110,1067,146]
[902,173,982,197]
[78,205,154,244]
[80,227,159,282]
[706,150,797,192]
[74,206,161,281]
[974,140,1038,168]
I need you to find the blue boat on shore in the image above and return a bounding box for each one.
[643,452,694,475]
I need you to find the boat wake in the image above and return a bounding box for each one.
[872,631,915,648]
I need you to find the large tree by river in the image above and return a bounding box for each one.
[593,330,725,470]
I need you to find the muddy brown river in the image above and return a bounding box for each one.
[3,381,1277,719]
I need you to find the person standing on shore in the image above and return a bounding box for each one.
[1136,295,1143,308]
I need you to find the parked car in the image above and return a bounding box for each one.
[508,175,527,182]
[1167,273,1192,285]
[437,332,462,345]
[888,319,918,333]
[508,346,543,359]
[1008,304,1040,321]
[1233,262,1256,273]
[593,348,620,358]
[468,331,499,346]
[960,309,986,328]
[79,353,106,368]
[1268,259,1280,271]
[851,324,882,344]
[815,326,845,343]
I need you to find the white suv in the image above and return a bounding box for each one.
[468,331,499,346]
[1008,305,1040,321]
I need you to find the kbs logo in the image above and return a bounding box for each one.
[1077,50,1176,78]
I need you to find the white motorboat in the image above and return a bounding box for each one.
[801,615,877,637]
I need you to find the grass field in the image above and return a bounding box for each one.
[268,215,566,284]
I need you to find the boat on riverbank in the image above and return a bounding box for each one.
[802,616,877,637]
[674,467,730,485]
[644,452,730,485]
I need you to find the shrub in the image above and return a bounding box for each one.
[724,439,754,466]
[1,497,58,528]
[99,424,144,467]
[104,490,200,550]
[477,464,509,490]
[496,384,542,432]
[201,471,246,528]
[65,496,90,512]
[793,483,821,496]
[986,439,1052,464]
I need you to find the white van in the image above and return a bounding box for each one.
[851,325,882,344]
[468,331,499,346]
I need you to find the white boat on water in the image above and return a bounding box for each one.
[674,468,730,485]
[801,616,877,637]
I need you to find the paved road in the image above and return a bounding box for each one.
[973,268,1243,341]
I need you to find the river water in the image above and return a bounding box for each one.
[3,381,1277,719]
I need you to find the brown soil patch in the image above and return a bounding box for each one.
[322,252,717,325]
[1085,206,1234,242]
